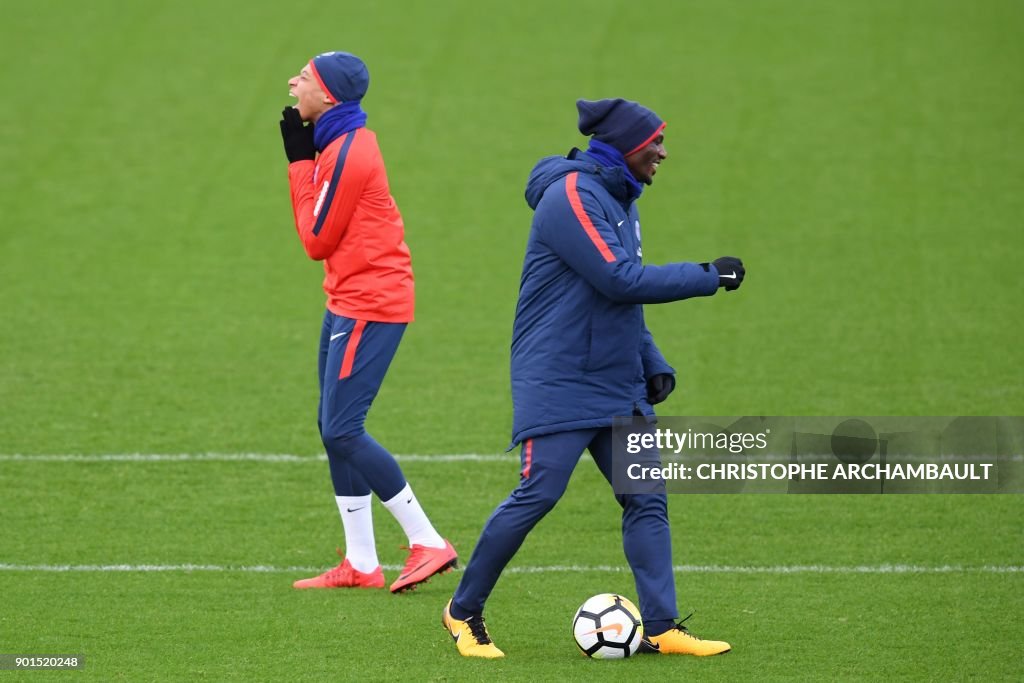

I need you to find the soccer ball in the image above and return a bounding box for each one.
[572,593,644,658]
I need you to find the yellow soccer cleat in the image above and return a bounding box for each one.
[442,600,505,658]
[640,616,731,656]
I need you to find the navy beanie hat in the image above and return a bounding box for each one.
[310,51,369,103]
[576,98,665,156]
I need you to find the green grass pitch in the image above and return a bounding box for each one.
[1,0,1021,680]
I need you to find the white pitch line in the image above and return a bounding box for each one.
[0,453,509,463]
[0,563,1019,575]
[2,453,1020,464]
[509,564,1024,574]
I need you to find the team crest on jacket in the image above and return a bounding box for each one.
[635,220,642,257]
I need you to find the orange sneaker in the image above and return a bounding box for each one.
[292,554,385,589]
[389,539,458,593]
[639,615,731,656]
[442,599,505,658]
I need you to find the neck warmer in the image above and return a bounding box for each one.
[586,138,644,199]
[314,101,367,152]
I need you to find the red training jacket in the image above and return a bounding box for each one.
[288,128,414,322]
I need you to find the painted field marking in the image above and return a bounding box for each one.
[0,563,1019,575]
[0,453,508,463]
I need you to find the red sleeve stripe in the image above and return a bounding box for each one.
[624,122,667,157]
[565,172,616,263]
[522,439,533,479]
[339,320,367,379]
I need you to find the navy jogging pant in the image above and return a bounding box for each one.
[451,427,678,625]
[317,309,407,501]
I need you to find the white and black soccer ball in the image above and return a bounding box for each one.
[572,593,644,659]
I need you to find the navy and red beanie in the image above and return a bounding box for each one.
[576,98,665,156]
[309,51,369,103]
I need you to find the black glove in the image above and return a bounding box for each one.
[279,106,316,162]
[712,256,745,291]
[647,373,676,405]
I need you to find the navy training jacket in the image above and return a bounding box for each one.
[509,149,720,447]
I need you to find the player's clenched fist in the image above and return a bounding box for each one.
[712,256,745,291]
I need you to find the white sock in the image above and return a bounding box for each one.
[381,484,445,548]
[334,495,379,573]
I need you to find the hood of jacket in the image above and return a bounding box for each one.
[524,148,639,210]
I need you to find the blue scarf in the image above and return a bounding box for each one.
[313,101,368,152]
[585,138,644,199]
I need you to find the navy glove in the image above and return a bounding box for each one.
[279,106,316,162]
[712,256,745,291]
[647,373,676,405]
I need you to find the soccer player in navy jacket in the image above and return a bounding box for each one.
[442,99,745,657]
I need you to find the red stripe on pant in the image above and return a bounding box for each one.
[522,438,533,479]
[339,320,367,379]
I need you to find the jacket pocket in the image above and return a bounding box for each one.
[585,305,641,374]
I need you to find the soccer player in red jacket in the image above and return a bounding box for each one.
[279,51,456,593]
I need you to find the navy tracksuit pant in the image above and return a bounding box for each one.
[317,310,407,501]
[452,427,678,625]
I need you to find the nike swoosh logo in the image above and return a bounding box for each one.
[720,272,737,279]
[330,332,348,340]
[617,220,625,226]
[583,623,623,637]
[398,560,431,581]
[345,507,365,513]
